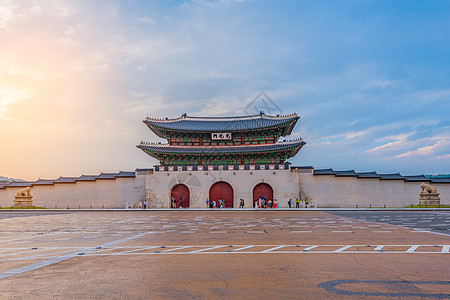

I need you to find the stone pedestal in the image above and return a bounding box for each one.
[419,192,440,206]
[13,196,33,208]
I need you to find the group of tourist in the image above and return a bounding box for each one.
[254,196,279,208]
[172,196,183,208]
[172,196,310,208]
[206,198,228,208]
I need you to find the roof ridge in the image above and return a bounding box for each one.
[145,112,298,123]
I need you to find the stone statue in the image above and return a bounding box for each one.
[419,183,440,206]
[16,187,32,197]
[420,183,437,194]
[13,186,33,207]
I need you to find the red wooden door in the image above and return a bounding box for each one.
[253,183,273,205]
[209,181,234,208]
[171,184,190,208]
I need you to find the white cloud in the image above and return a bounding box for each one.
[139,17,156,24]
[0,86,32,117]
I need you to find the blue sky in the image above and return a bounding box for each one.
[0,0,449,179]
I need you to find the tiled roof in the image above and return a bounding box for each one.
[430,178,450,184]
[116,171,136,178]
[292,166,314,169]
[6,181,32,187]
[0,181,7,189]
[138,140,305,155]
[54,177,77,183]
[313,169,335,175]
[76,175,98,181]
[403,175,431,182]
[379,173,404,180]
[335,170,357,177]
[33,179,55,185]
[357,172,380,179]
[144,113,299,137]
[96,173,117,180]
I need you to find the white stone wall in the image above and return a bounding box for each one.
[298,173,450,207]
[0,177,144,209]
[1,170,448,209]
[146,168,299,208]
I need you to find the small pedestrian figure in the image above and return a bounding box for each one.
[206,199,209,208]
[143,200,147,209]
[268,199,273,208]
[288,199,292,208]
[172,197,177,208]
[296,198,300,208]
[179,196,183,208]
[305,198,309,208]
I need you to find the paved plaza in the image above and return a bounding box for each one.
[0,210,449,299]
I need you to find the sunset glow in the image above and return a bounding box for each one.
[1,1,449,180]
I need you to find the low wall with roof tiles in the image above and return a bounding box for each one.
[297,172,450,207]
[1,167,448,208]
[0,173,145,209]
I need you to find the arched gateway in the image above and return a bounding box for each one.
[171,184,190,208]
[253,183,273,205]
[209,181,234,208]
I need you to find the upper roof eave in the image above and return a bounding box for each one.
[137,139,305,155]
[143,113,300,136]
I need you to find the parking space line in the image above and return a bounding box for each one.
[262,246,285,253]
[188,246,224,253]
[406,245,419,253]
[234,245,255,251]
[334,245,353,252]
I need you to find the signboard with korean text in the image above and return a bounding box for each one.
[211,132,232,140]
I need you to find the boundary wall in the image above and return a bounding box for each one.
[296,168,450,208]
[0,171,146,209]
[0,166,448,209]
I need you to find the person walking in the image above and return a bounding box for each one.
[143,200,147,209]
[288,199,292,208]
[296,198,300,208]
[206,199,209,208]
[172,197,177,208]
[305,198,309,208]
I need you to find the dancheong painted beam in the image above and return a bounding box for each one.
[138,112,305,165]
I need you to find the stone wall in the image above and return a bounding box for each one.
[0,177,144,209]
[0,168,448,209]
[297,172,450,207]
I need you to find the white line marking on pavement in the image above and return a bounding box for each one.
[261,246,285,253]
[406,245,419,253]
[234,245,255,251]
[162,246,193,252]
[188,246,224,253]
[334,245,353,253]
[303,245,319,251]
[0,231,152,280]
